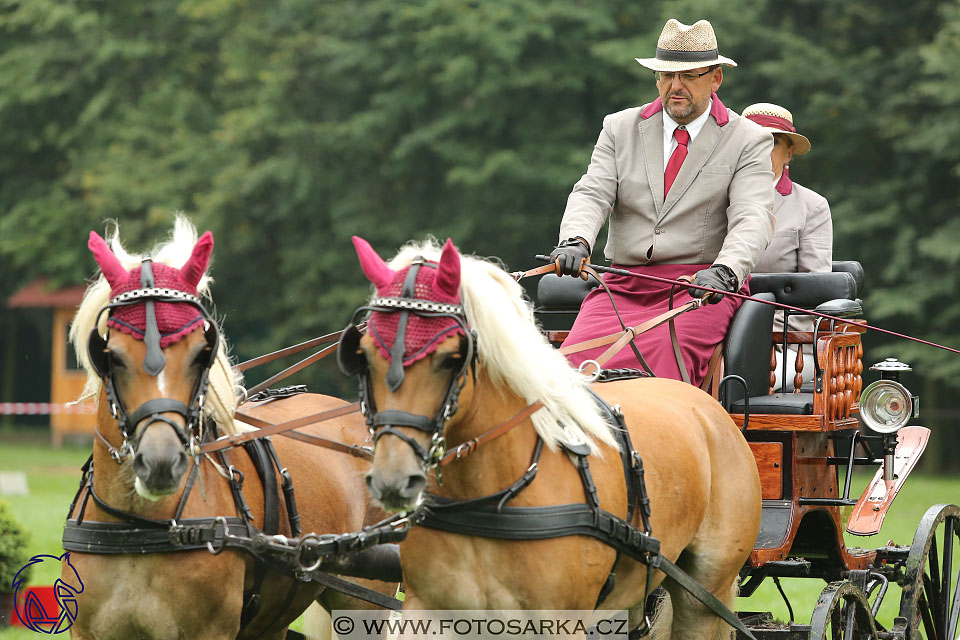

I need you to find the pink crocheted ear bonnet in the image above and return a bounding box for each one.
[352,236,465,387]
[88,230,213,351]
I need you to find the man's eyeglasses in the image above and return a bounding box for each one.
[655,69,713,84]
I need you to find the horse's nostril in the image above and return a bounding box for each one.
[132,453,149,479]
[175,451,189,474]
[404,474,426,495]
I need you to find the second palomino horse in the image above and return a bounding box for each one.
[338,236,762,639]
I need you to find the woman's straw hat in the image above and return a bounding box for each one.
[741,103,812,156]
[635,19,737,72]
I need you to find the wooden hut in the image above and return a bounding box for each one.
[7,279,95,446]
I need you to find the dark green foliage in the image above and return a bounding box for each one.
[0,499,31,593]
[2,0,960,399]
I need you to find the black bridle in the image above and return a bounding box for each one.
[87,258,219,462]
[337,257,476,471]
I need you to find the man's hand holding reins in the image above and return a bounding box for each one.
[550,237,591,278]
[688,264,738,303]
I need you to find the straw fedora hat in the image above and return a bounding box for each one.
[741,103,811,156]
[635,19,737,72]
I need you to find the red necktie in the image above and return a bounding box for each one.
[664,127,689,198]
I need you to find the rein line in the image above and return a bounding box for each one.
[518,259,960,357]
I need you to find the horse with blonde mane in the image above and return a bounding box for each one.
[338,236,762,639]
[64,217,394,640]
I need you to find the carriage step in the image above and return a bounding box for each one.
[737,625,811,639]
[760,559,813,577]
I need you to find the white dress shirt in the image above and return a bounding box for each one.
[662,99,713,169]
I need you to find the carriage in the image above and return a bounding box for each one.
[63,223,958,640]
[534,260,959,639]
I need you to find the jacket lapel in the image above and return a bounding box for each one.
[661,116,723,218]
[638,111,664,214]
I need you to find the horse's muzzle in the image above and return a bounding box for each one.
[365,470,426,512]
[132,429,189,497]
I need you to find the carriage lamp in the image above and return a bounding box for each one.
[860,358,921,434]
[860,358,920,482]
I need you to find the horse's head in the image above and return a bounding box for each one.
[340,237,620,513]
[339,237,476,512]
[84,228,219,499]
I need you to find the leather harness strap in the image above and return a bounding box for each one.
[199,403,362,454]
[243,342,340,400]
[438,401,544,466]
[237,329,351,372]
[560,303,697,357]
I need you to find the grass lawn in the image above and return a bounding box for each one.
[0,435,957,638]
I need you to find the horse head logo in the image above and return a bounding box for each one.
[13,552,84,634]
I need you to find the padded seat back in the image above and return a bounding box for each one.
[748,271,858,308]
[832,261,864,297]
[722,292,776,408]
[536,275,597,311]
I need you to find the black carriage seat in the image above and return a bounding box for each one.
[724,263,863,414]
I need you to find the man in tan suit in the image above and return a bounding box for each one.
[549,19,775,385]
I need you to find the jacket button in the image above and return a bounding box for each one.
[654,227,662,235]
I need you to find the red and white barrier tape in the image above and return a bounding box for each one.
[0,402,96,415]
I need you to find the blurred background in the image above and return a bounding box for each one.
[1,0,959,634]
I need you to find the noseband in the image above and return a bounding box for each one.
[88,258,219,462]
[338,257,476,471]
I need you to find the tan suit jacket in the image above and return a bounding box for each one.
[754,177,834,337]
[753,179,832,274]
[559,94,775,285]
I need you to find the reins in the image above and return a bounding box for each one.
[199,402,365,455]
[515,261,701,378]
[518,258,960,357]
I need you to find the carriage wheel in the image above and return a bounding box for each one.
[809,581,880,639]
[899,503,960,640]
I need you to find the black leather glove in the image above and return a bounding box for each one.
[688,264,738,304]
[549,237,591,277]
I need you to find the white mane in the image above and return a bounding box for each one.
[69,215,245,436]
[385,239,618,454]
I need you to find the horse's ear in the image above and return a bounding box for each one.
[180,231,214,288]
[88,231,129,288]
[433,238,461,298]
[352,236,395,289]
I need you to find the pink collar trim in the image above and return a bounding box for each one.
[776,167,793,196]
[639,92,729,126]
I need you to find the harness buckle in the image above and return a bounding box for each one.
[578,360,602,382]
[295,533,324,572]
[205,516,229,555]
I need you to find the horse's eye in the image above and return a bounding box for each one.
[437,353,463,372]
[108,352,126,370]
[193,346,214,369]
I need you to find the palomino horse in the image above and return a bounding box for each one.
[340,237,762,639]
[64,218,393,640]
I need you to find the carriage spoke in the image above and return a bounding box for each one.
[941,517,954,639]
[948,522,960,640]
[919,589,939,640]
